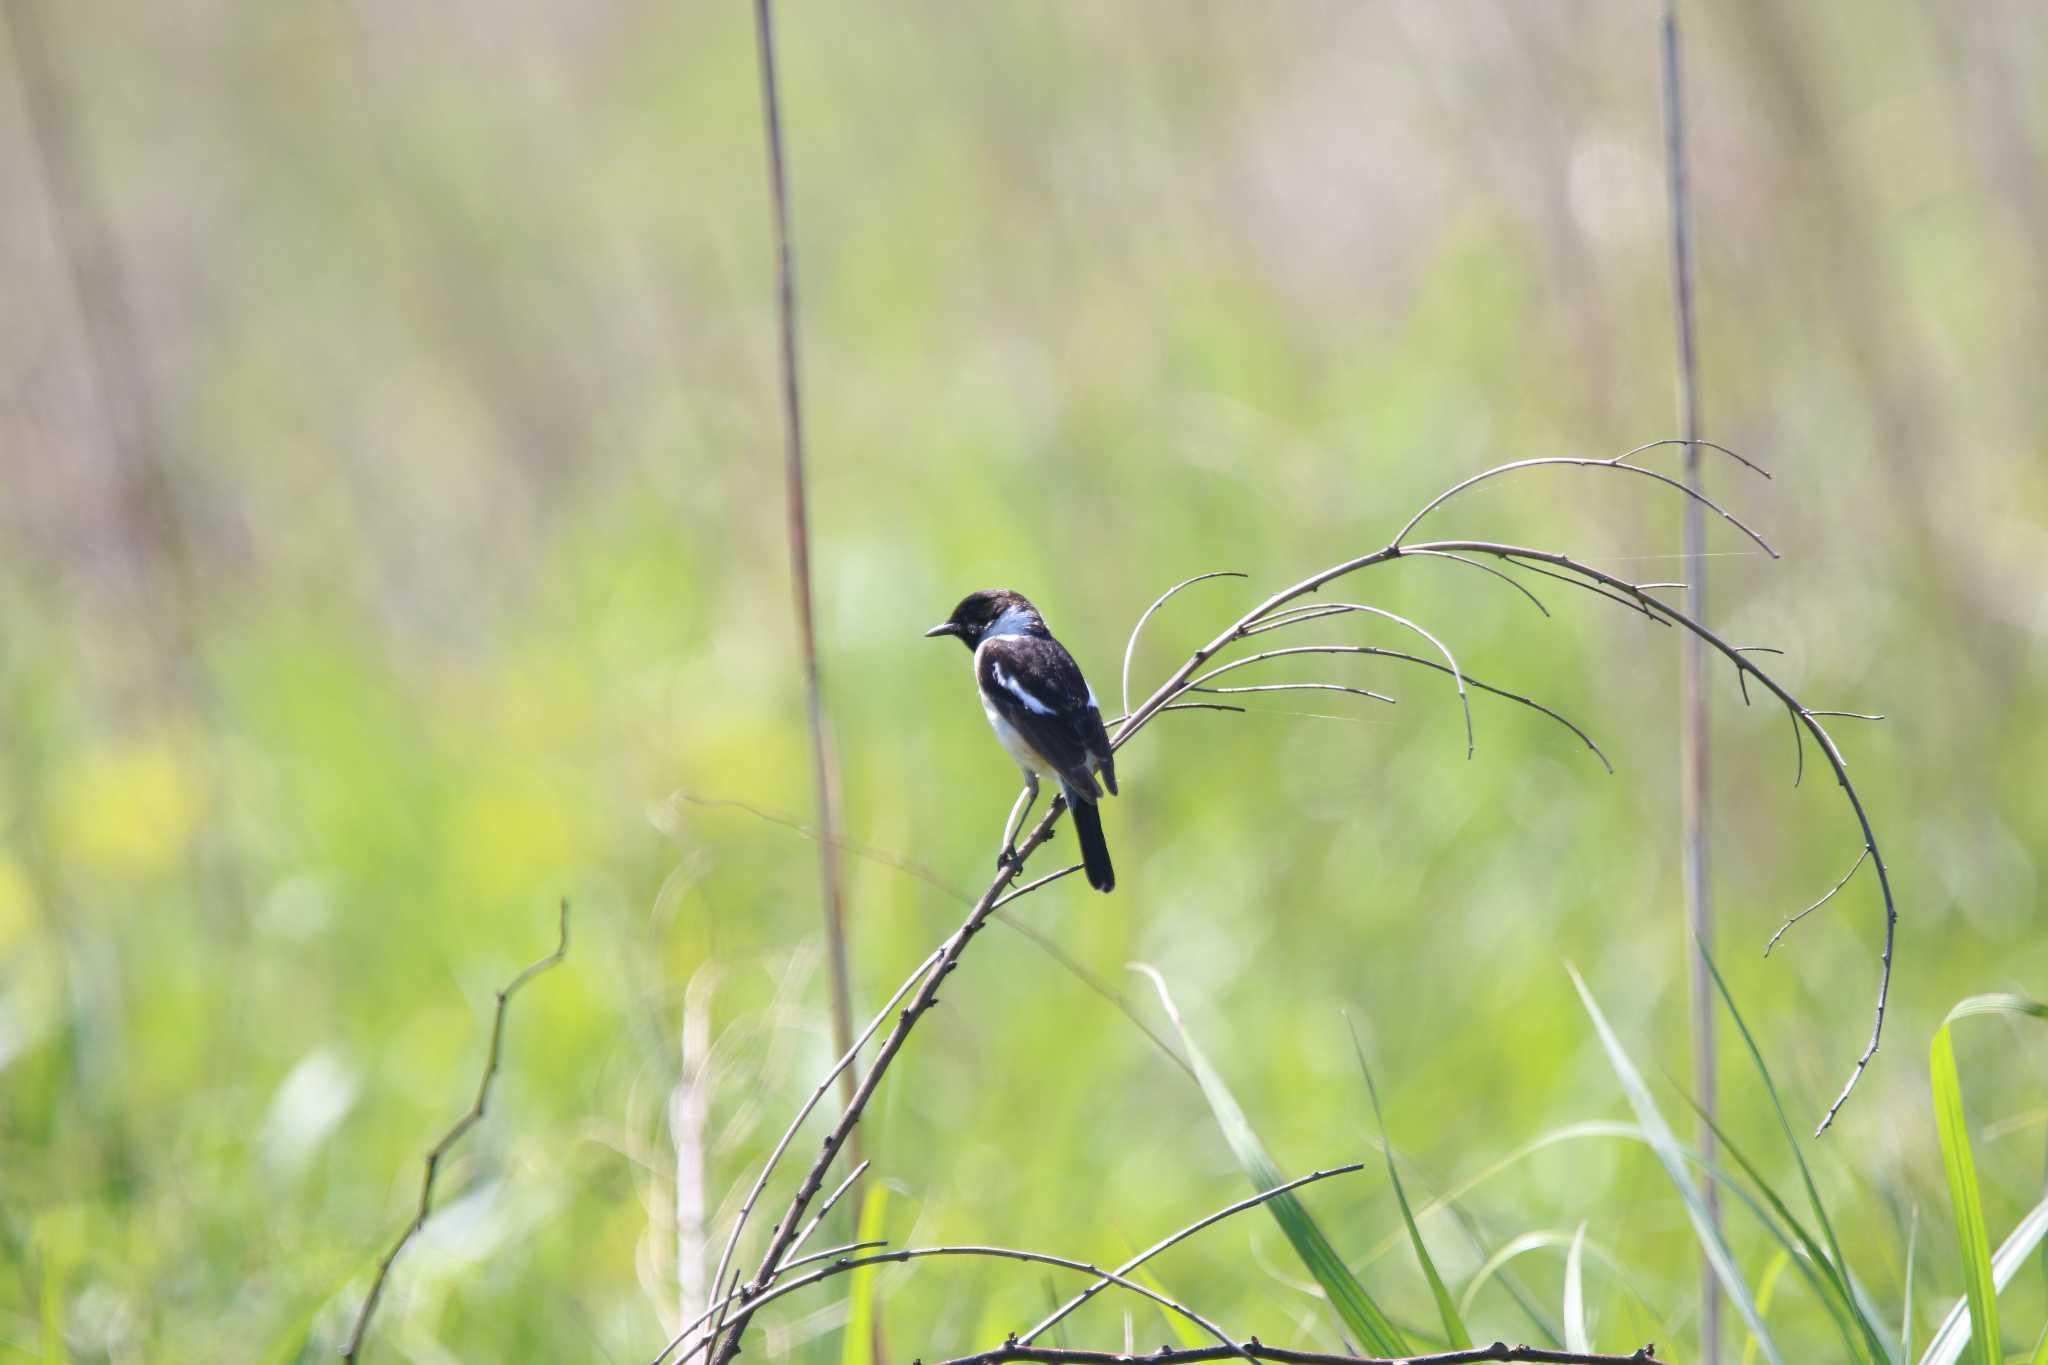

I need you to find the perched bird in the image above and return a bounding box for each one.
[925,589,1118,892]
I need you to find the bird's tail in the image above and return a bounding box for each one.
[1065,790,1115,893]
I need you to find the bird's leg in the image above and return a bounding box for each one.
[997,772,1039,871]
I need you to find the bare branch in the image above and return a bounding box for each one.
[1764,847,1871,957]
[1123,571,1249,717]
[342,901,571,1364]
[1390,451,1777,558]
[1241,603,1472,756]
[674,793,966,905]
[695,445,1891,1364]
[991,864,1085,912]
[700,943,945,1349]
[1403,549,1552,617]
[927,1342,1666,1365]
[674,1243,1253,1365]
[1396,538,1895,1134]
[1021,1165,1367,1344]
[1192,682,1397,705]
[1242,604,1367,636]
[1504,556,1672,624]
[786,1161,870,1264]
[699,792,1083,1365]
[1188,644,1611,774]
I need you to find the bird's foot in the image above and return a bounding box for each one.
[995,844,1023,873]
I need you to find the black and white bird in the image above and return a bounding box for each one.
[925,589,1118,892]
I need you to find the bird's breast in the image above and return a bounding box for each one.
[980,690,1056,776]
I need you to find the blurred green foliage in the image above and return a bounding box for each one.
[2,2,2046,1362]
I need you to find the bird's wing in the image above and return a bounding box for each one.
[977,635,1110,799]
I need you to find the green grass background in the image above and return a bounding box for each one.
[2,2,2045,1361]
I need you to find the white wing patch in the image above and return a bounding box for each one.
[1086,683,1099,711]
[994,664,1056,716]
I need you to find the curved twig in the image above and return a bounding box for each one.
[1188,645,1611,774]
[1243,604,1365,636]
[928,1340,1664,1365]
[1123,571,1248,717]
[991,865,1084,912]
[670,1243,1253,1365]
[342,901,570,1363]
[786,1162,870,1264]
[700,944,944,1346]
[697,447,1890,1365]
[1403,548,1552,617]
[1395,539,1894,1134]
[1240,603,1473,756]
[1763,847,1870,957]
[1021,1165,1366,1344]
[1391,441,1774,552]
[1505,556,1671,624]
[1192,682,1397,705]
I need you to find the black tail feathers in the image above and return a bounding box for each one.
[1065,791,1115,893]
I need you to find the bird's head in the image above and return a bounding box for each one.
[925,589,1045,649]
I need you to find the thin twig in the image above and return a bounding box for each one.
[1192,682,1397,704]
[1021,1165,1367,1344]
[1104,519,1888,1135]
[674,793,966,903]
[1242,603,1472,756]
[1123,571,1248,718]
[1505,556,1672,624]
[1390,451,1775,557]
[698,944,944,1351]
[1763,847,1870,957]
[1242,604,1364,635]
[678,1243,1253,1365]
[341,901,571,1363]
[1399,539,1896,1134]
[675,792,1188,1074]
[1403,549,1552,617]
[926,1343,1665,1365]
[1187,644,1611,774]
[787,1162,870,1264]
[991,865,1085,912]
[695,447,1892,1364]
[699,795,1080,1365]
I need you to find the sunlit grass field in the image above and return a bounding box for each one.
[3,3,2046,1362]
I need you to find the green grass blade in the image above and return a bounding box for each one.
[1925,995,2048,1365]
[1347,1017,1471,1349]
[1563,1223,1589,1354]
[840,1184,890,1365]
[1569,965,1785,1365]
[1458,1228,1659,1326]
[1932,1025,1993,1365]
[1740,1248,1794,1365]
[1678,1089,1872,1363]
[1699,944,1893,1364]
[1461,1232,1572,1319]
[1137,966,1407,1355]
[1904,1205,1917,1365]
[1921,1190,2048,1365]
[1129,1265,1206,1351]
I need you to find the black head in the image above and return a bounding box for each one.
[924,589,1046,649]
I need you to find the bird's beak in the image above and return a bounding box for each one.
[924,622,960,639]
